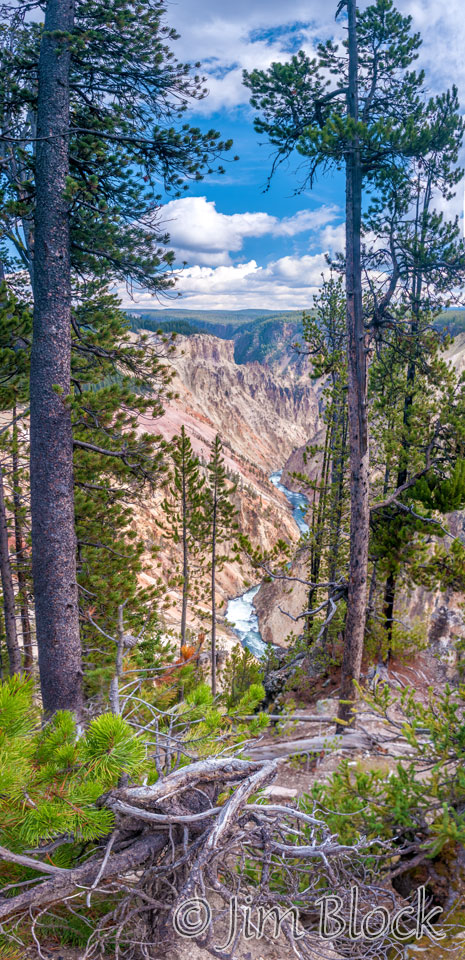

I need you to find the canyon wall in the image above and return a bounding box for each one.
[135,328,465,663]
[136,333,322,645]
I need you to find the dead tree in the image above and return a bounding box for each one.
[0,754,406,960]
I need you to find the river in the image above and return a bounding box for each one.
[225,469,309,657]
[269,470,309,535]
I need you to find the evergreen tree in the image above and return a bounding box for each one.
[0,278,176,695]
[369,325,465,659]
[204,435,238,695]
[11,415,33,674]
[161,428,206,650]
[0,461,21,677]
[365,87,465,650]
[244,0,464,725]
[299,278,349,653]
[0,282,31,676]
[0,0,233,714]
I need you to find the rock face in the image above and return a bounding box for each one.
[281,428,325,491]
[253,549,309,648]
[254,336,465,650]
[135,328,465,658]
[135,333,322,642]
[156,334,321,472]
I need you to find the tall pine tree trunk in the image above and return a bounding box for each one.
[0,463,22,675]
[382,571,396,660]
[337,0,369,730]
[324,391,348,650]
[12,419,33,673]
[381,182,428,655]
[180,470,189,649]
[30,0,83,716]
[211,489,217,697]
[306,422,331,643]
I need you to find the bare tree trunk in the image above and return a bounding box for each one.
[180,470,189,650]
[306,421,331,643]
[12,419,33,674]
[29,0,82,717]
[109,604,125,715]
[337,0,369,730]
[0,463,22,675]
[211,487,217,697]
[324,391,348,651]
[382,571,396,661]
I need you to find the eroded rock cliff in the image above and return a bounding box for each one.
[136,333,322,643]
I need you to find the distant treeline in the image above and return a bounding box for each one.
[127,309,307,364]
[435,310,465,336]
[127,308,465,365]
[128,316,200,336]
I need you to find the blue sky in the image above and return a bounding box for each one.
[124,0,465,311]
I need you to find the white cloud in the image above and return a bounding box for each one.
[161,196,339,265]
[167,5,343,115]
[120,252,331,311]
[165,1,465,118]
[319,222,345,257]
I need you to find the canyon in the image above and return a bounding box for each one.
[135,332,322,650]
[135,326,465,668]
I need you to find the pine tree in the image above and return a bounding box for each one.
[369,325,465,660]
[297,278,349,653]
[0,282,31,676]
[161,428,206,650]
[244,0,463,725]
[0,0,233,714]
[11,415,33,674]
[0,278,176,694]
[365,87,465,651]
[0,462,21,677]
[204,435,238,695]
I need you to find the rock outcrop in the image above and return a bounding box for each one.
[135,333,322,642]
[156,334,321,472]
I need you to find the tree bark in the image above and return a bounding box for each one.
[211,479,217,697]
[109,604,125,715]
[0,463,22,675]
[12,420,33,673]
[337,0,369,730]
[382,571,396,661]
[0,833,167,923]
[180,467,189,649]
[30,0,83,716]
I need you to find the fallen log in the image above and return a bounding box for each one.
[236,714,336,723]
[246,731,370,760]
[0,832,167,921]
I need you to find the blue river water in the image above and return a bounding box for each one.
[225,470,309,658]
[269,469,309,535]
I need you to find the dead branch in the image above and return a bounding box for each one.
[245,732,370,760]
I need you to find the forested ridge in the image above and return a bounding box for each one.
[0,0,465,958]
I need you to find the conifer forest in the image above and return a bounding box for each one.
[1,0,465,957]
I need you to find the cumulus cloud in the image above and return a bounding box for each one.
[161,196,340,265]
[120,252,331,311]
[166,0,465,117]
[319,222,345,257]
[124,2,465,308]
